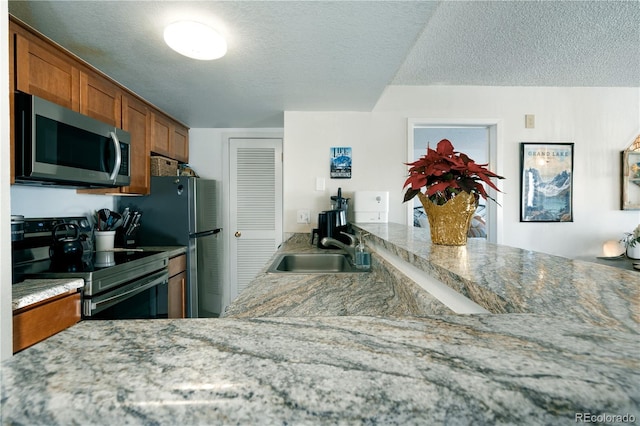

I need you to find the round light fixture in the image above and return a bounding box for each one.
[164,21,227,60]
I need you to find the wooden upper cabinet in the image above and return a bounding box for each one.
[80,71,122,127]
[121,95,151,195]
[9,15,189,190]
[173,124,189,163]
[14,30,80,111]
[151,112,173,158]
[151,111,189,163]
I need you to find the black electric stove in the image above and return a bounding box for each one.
[12,217,169,318]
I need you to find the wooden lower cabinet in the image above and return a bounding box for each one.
[168,254,187,319]
[13,291,81,353]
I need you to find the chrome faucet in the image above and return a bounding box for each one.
[321,232,357,263]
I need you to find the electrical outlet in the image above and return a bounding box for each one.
[297,209,310,224]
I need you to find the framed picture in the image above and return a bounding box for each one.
[520,143,574,222]
[330,147,352,179]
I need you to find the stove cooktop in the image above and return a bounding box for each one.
[26,250,165,274]
[11,217,170,293]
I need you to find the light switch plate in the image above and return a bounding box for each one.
[525,114,535,128]
[315,177,325,191]
[297,209,310,224]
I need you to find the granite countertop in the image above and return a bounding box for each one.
[12,278,84,310]
[223,233,453,318]
[352,223,639,333]
[1,315,637,425]
[2,225,638,424]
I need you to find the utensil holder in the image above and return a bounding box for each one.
[95,230,116,252]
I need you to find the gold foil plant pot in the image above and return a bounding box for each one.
[403,139,504,245]
[418,191,478,246]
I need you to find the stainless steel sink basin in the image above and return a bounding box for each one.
[267,253,368,274]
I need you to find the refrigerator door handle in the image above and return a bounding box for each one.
[190,229,222,238]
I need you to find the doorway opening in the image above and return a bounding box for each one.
[408,120,501,243]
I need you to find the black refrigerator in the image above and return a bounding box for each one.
[122,176,222,317]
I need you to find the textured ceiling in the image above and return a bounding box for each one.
[8,1,640,128]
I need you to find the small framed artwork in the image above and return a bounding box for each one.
[330,147,352,179]
[520,142,574,222]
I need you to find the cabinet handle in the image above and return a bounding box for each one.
[234,231,241,238]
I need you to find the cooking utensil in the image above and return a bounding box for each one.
[95,209,123,231]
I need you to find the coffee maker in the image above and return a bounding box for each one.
[311,188,353,249]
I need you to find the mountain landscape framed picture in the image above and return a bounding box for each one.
[520,142,574,222]
[330,147,352,179]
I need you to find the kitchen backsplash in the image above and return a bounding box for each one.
[10,186,116,220]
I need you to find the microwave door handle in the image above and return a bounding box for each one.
[108,131,122,184]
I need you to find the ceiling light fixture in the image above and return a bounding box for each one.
[163,21,227,60]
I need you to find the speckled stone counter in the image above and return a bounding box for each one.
[2,226,639,424]
[353,223,639,333]
[12,278,84,310]
[224,234,452,318]
[1,315,638,425]
[141,246,186,258]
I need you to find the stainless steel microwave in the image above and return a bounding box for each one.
[14,91,131,188]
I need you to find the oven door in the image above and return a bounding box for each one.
[84,269,168,319]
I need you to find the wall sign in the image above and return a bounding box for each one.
[520,142,574,222]
[330,147,352,179]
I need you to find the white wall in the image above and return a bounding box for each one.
[1,0,12,360]
[284,86,640,259]
[284,112,408,233]
[10,186,116,219]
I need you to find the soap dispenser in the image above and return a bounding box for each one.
[355,233,371,270]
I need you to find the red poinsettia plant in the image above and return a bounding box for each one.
[403,139,504,205]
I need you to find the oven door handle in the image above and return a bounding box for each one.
[90,270,167,313]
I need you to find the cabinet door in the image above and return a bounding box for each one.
[168,255,187,318]
[151,112,173,158]
[151,111,189,162]
[173,125,189,163]
[122,95,151,195]
[13,292,81,353]
[14,32,80,110]
[168,271,186,319]
[80,71,122,127]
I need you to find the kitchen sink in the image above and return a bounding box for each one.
[267,253,369,274]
